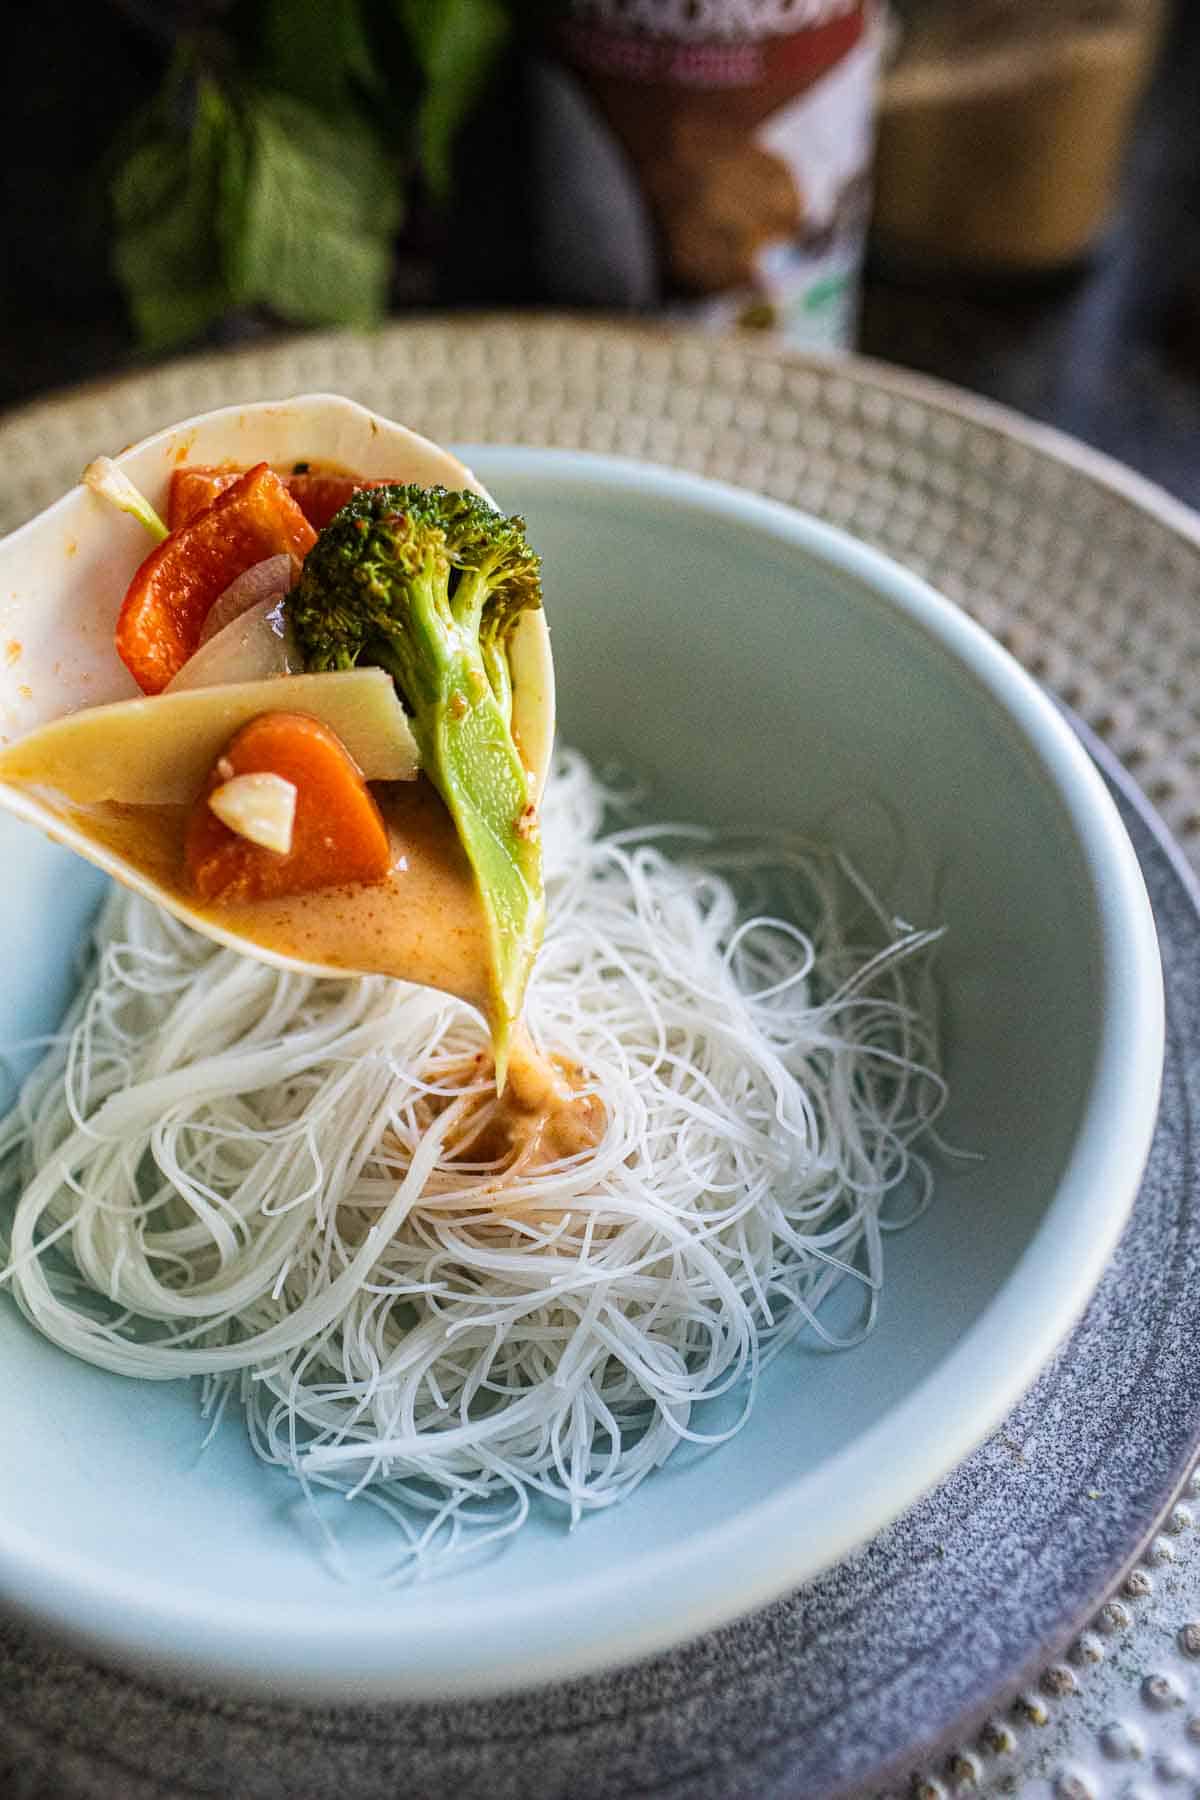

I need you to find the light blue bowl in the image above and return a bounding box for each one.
[0,450,1163,1701]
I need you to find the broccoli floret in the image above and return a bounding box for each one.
[287,484,544,1082]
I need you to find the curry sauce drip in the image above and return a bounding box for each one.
[413,1032,606,1194]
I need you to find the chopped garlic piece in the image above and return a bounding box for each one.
[208,773,297,855]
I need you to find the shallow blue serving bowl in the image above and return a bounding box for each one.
[0,438,1163,1702]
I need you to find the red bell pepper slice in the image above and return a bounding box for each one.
[116,464,317,694]
[169,467,394,533]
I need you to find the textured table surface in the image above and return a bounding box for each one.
[2,319,1199,1798]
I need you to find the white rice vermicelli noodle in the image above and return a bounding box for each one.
[0,749,950,1579]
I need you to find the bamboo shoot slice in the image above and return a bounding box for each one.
[0,669,418,807]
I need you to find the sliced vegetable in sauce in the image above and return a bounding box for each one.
[196,552,297,647]
[82,457,169,542]
[165,596,294,693]
[0,401,556,1045]
[116,464,316,694]
[169,466,396,532]
[186,711,391,903]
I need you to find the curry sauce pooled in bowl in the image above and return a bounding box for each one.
[0,397,954,1583]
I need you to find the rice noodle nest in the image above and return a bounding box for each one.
[0,750,949,1580]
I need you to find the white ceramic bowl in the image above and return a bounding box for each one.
[0,428,1163,1702]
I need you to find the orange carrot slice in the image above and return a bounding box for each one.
[185,712,391,904]
[116,465,317,695]
[168,466,396,532]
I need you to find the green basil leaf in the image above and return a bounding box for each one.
[397,0,511,195]
[257,0,382,113]
[111,77,244,351]
[231,89,402,328]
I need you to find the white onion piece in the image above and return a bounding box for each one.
[166,597,297,694]
[198,553,297,647]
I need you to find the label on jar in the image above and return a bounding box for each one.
[532,0,879,348]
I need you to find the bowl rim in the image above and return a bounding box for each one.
[0,445,1165,1701]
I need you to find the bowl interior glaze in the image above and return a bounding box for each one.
[0,447,1162,1702]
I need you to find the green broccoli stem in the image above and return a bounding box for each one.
[426,684,541,1086]
[370,566,541,1086]
[480,634,514,727]
[289,486,546,1082]
[453,564,514,723]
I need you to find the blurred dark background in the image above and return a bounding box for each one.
[1,0,1197,506]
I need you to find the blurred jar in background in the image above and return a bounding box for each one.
[873,0,1164,275]
[531,1,882,349]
